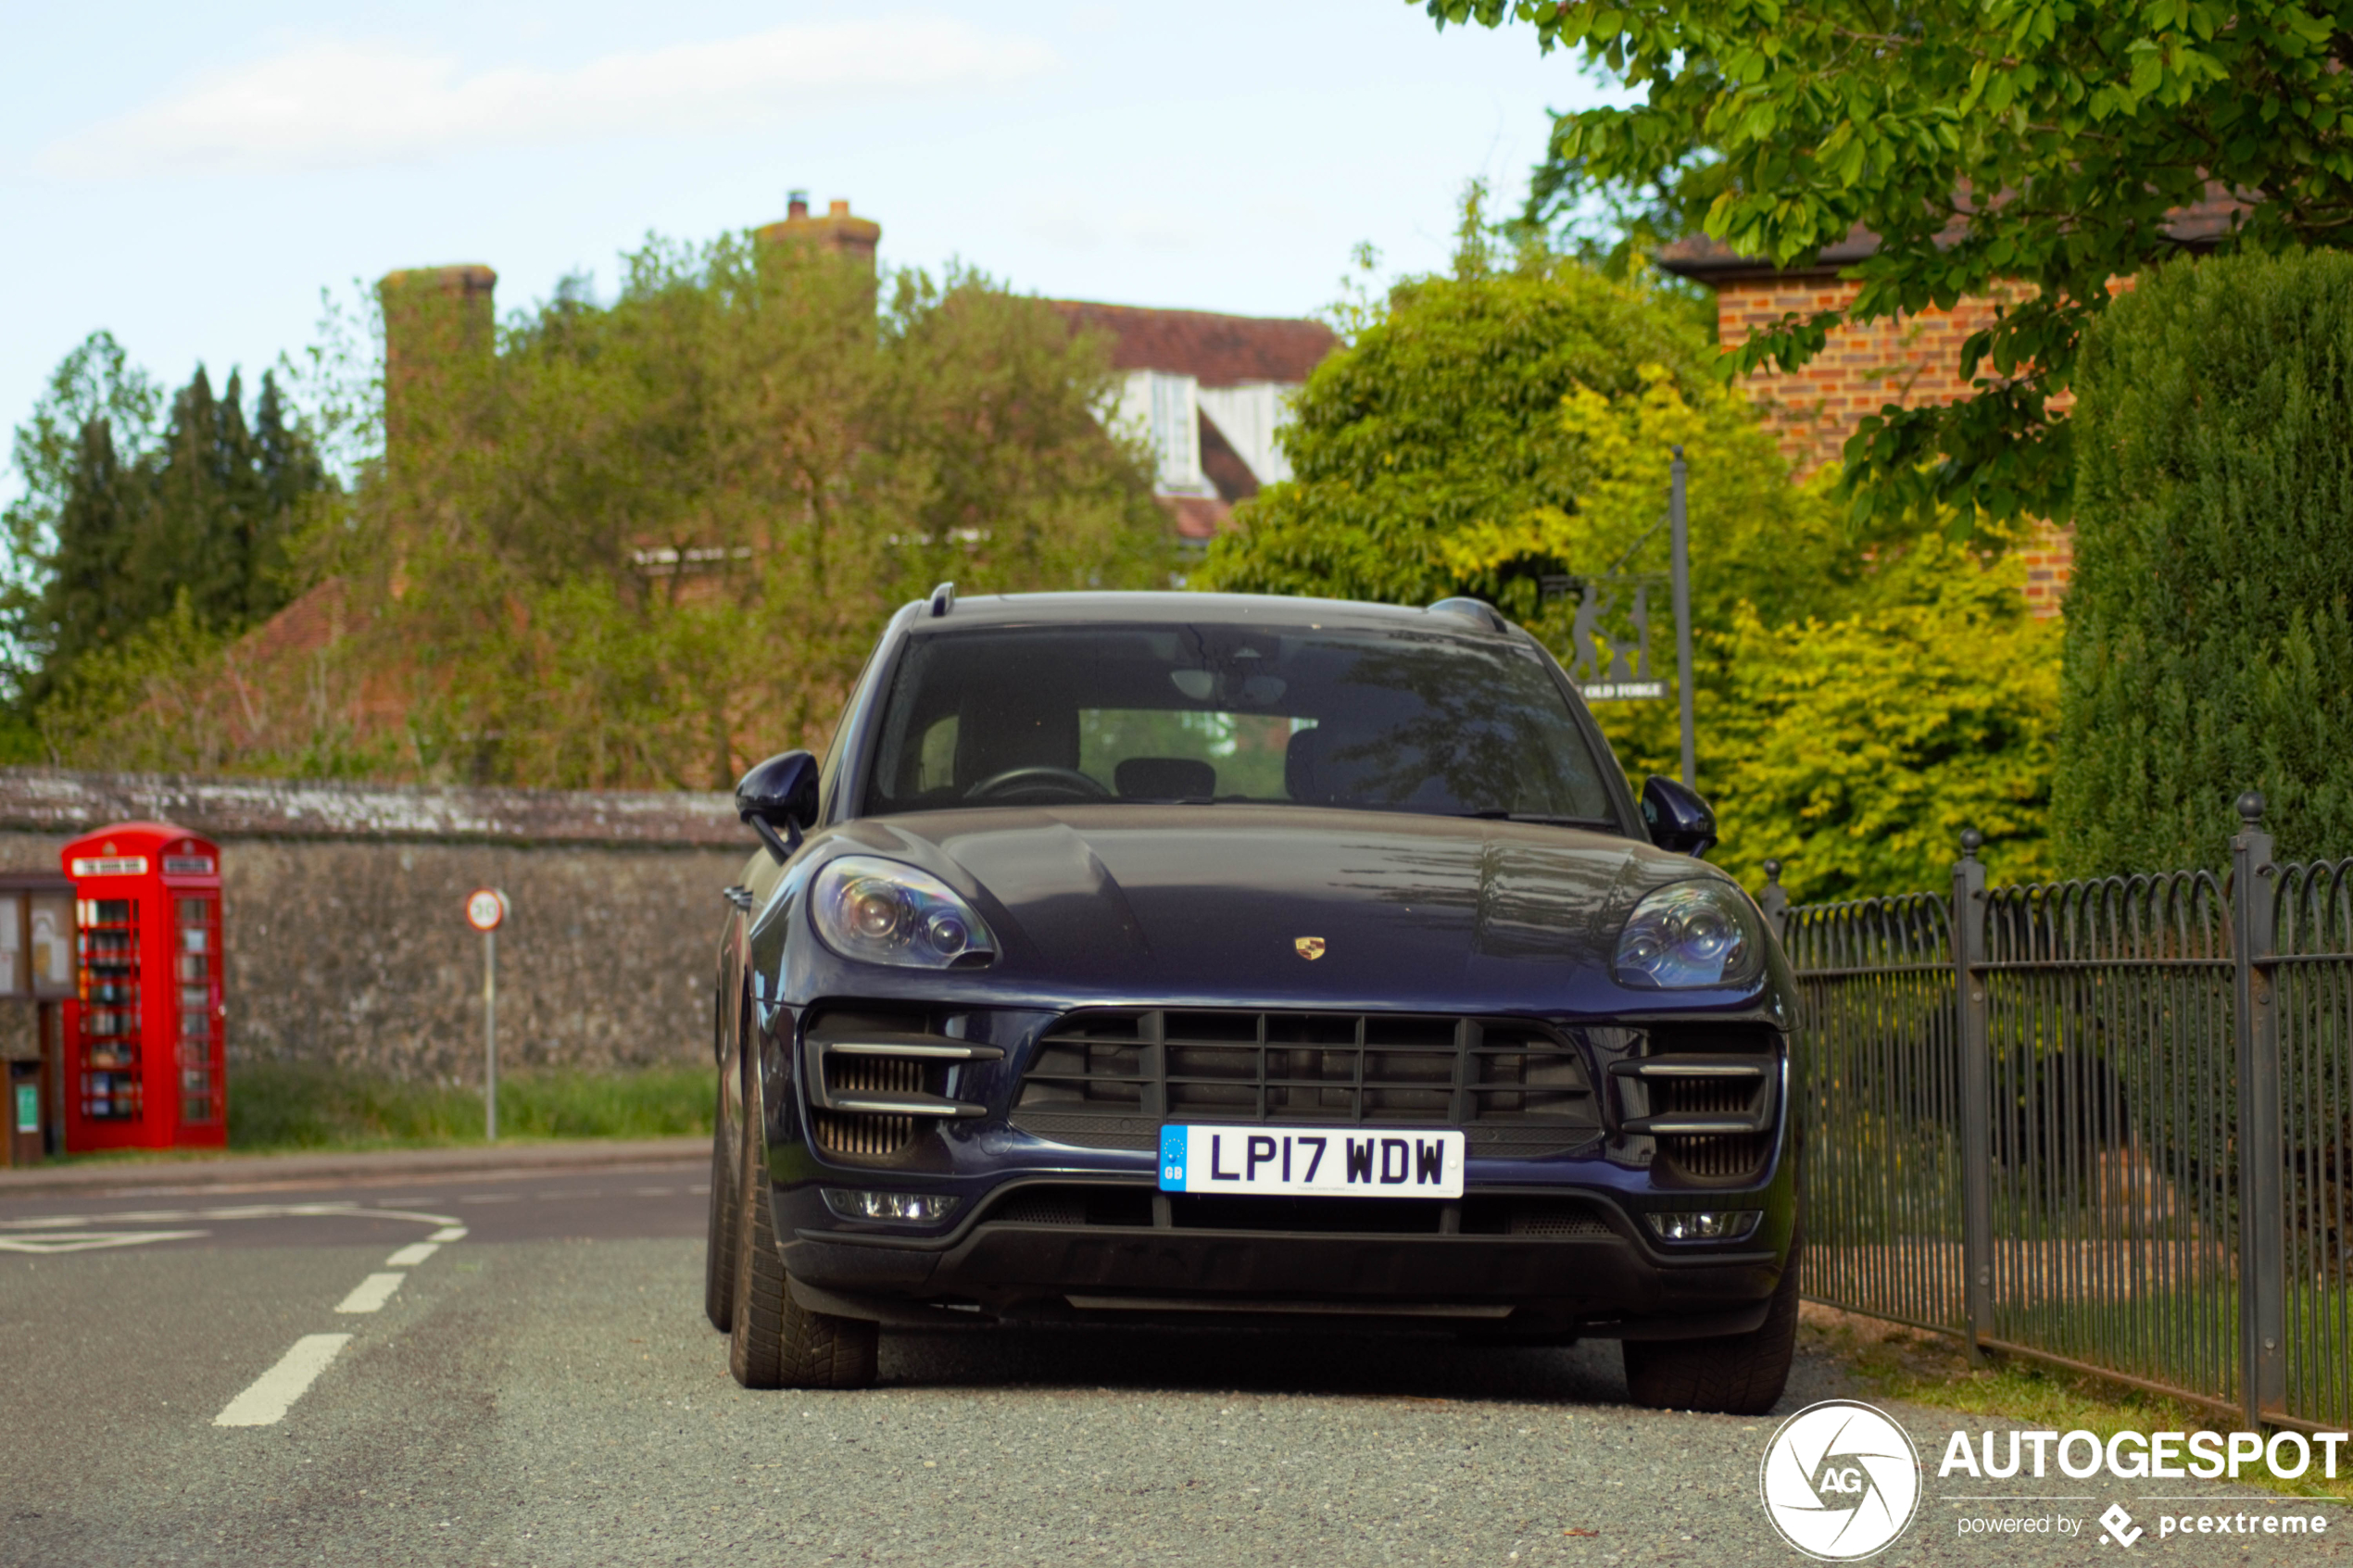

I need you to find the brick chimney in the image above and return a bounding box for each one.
[379,263,497,454]
[755,193,880,271]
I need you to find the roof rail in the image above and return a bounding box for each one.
[928,582,955,618]
[1426,596,1508,633]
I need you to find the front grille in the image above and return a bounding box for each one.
[1010,1009,1600,1157]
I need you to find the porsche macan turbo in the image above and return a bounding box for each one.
[702,589,1802,1411]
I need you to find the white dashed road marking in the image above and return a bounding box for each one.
[384,1241,438,1267]
[334,1273,408,1314]
[427,1226,467,1243]
[213,1334,353,1427]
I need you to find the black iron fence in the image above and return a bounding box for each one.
[1768,795,2353,1431]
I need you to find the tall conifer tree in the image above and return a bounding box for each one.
[6,344,329,709]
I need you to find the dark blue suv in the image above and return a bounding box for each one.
[702,589,1802,1411]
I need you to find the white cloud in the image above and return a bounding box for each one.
[1018,195,1202,255]
[41,17,1060,177]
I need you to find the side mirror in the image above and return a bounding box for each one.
[1641,775,1718,859]
[736,750,821,863]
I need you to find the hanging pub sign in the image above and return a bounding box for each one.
[1544,573,1669,703]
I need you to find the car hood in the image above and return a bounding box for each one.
[823,804,1749,1013]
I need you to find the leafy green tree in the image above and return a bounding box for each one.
[2055,249,2353,874]
[6,337,326,713]
[1708,537,2058,901]
[1432,0,2353,529]
[3,333,159,709]
[1202,239,2058,897]
[328,234,1168,789]
[1192,246,1783,610]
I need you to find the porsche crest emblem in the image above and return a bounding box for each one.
[1294,936,1327,960]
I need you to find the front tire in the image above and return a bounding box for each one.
[1621,1227,1802,1416]
[702,1072,737,1333]
[726,1095,879,1390]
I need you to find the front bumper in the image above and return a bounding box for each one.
[774,1179,1791,1339]
[753,997,1800,1336]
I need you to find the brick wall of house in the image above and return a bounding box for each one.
[1714,276,2073,617]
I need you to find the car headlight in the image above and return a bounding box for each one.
[811,856,997,968]
[1614,881,1760,989]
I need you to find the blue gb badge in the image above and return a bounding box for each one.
[1158,1125,1187,1191]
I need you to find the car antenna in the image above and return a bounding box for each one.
[928,582,955,618]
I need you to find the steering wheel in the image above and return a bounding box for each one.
[964,766,1112,803]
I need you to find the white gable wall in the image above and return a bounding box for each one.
[1111,370,1211,495]
[1195,383,1297,487]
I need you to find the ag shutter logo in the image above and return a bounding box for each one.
[1759,1399,1922,1561]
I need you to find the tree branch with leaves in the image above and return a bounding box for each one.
[1433,0,2353,526]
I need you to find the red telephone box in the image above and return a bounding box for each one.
[60,822,227,1151]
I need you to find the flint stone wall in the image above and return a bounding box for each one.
[0,770,755,1080]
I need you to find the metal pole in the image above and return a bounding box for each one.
[1758,859,1791,945]
[1669,446,1696,790]
[1955,827,1994,1364]
[2232,791,2283,1426]
[484,926,498,1143]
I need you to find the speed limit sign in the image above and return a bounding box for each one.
[465,887,508,932]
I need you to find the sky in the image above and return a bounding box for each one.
[1,0,1614,494]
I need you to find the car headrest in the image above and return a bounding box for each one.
[1285,724,1335,802]
[1114,757,1216,799]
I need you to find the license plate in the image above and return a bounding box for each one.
[1157,1125,1465,1198]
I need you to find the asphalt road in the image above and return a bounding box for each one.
[1,1162,2340,1567]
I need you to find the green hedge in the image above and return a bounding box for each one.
[2055,249,2353,874]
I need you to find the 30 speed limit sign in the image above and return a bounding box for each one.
[465,887,508,932]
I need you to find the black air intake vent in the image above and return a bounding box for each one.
[979,1185,1154,1228]
[1610,1024,1780,1185]
[802,1006,1001,1162]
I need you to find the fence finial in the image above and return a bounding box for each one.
[1959,826,1983,860]
[1762,858,1782,884]
[2237,790,2266,827]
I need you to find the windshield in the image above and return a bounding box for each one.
[862,622,1619,824]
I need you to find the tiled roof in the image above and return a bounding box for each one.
[1657,194,2249,282]
[1050,301,1338,387]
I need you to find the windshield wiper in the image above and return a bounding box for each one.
[1455,809,1617,829]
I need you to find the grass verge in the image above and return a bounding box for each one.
[1802,1302,2353,1501]
[219,1060,713,1153]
